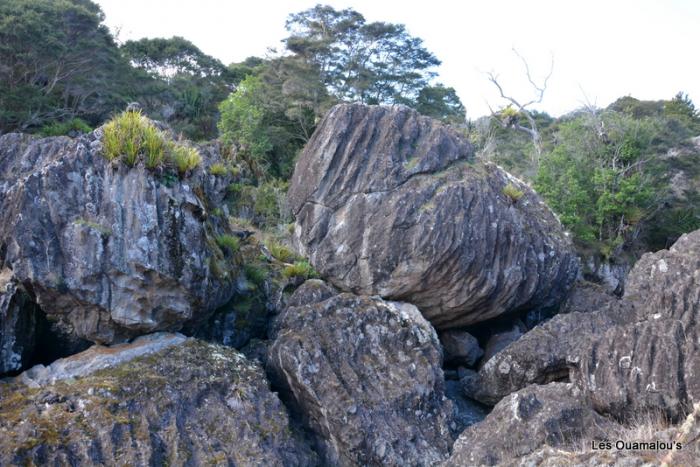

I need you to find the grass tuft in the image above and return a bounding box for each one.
[216,234,240,254]
[503,182,525,203]
[282,261,318,280]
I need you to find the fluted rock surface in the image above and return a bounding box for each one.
[288,103,578,329]
[576,229,700,421]
[0,336,316,466]
[268,281,453,466]
[0,130,237,345]
[463,229,700,421]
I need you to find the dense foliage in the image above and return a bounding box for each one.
[478,95,700,261]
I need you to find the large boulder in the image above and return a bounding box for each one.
[576,229,700,421]
[268,281,453,466]
[0,130,238,345]
[0,334,316,466]
[463,229,700,420]
[288,104,578,329]
[445,383,614,466]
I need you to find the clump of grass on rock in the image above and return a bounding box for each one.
[102,110,201,177]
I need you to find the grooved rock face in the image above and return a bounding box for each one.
[0,131,236,344]
[576,229,700,421]
[288,104,578,329]
[464,229,700,423]
[0,337,316,466]
[268,283,453,466]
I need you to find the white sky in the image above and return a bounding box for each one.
[96,0,700,119]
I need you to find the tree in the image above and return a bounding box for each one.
[0,0,131,131]
[414,84,466,124]
[121,37,236,139]
[535,111,660,257]
[218,75,272,179]
[486,49,553,164]
[284,5,441,106]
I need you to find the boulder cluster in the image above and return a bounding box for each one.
[0,104,698,465]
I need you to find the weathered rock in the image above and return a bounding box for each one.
[0,273,39,374]
[289,103,579,329]
[480,321,525,366]
[445,383,614,466]
[0,130,239,344]
[466,229,700,418]
[440,330,483,367]
[559,280,618,315]
[444,380,488,435]
[576,229,700,421]
[18,332,187,387]
[464,303,633,405]
[268,286,453,466]
[505,402,700,466]
[0,336,316,466]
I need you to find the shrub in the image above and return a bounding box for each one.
[170,143,202,176]
[39,118,92,137]
[282,261,318,280]
[503,183,524,202]
[209,163,227,176]
[216,234,240,254]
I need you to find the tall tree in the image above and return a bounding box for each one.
[121,37,236,139]
[284,5,442,106]
[0,0,130,132]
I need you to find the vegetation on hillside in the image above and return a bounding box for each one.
[478,93,700,260]
[1,0,698,266]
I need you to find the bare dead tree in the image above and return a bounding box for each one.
[486,48,553,165]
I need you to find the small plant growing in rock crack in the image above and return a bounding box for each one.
[503,183,525,203]
[266,239,298,263]
[216,234,240,254]
[209,163,227,176]
[282,261,318,280]
[170,143,202,177]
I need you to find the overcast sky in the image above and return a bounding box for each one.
[96,0,700,118]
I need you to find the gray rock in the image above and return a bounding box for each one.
[268,289,453,466]
[576,229,700,421]
[463,305,631,406]
[480,322,525,366]
[0,130,239,344]
[439,330,483,367]
[0,338,316,466]
[559,280,618,315]
[444,379,488,434]
[465,229,700,419]
[445,383,614,466]
[0,272,39,374]
[289,103,578,329]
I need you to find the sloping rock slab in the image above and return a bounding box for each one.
[289,103,578,329]
[269,285,453,466]
[0,336,316,466]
